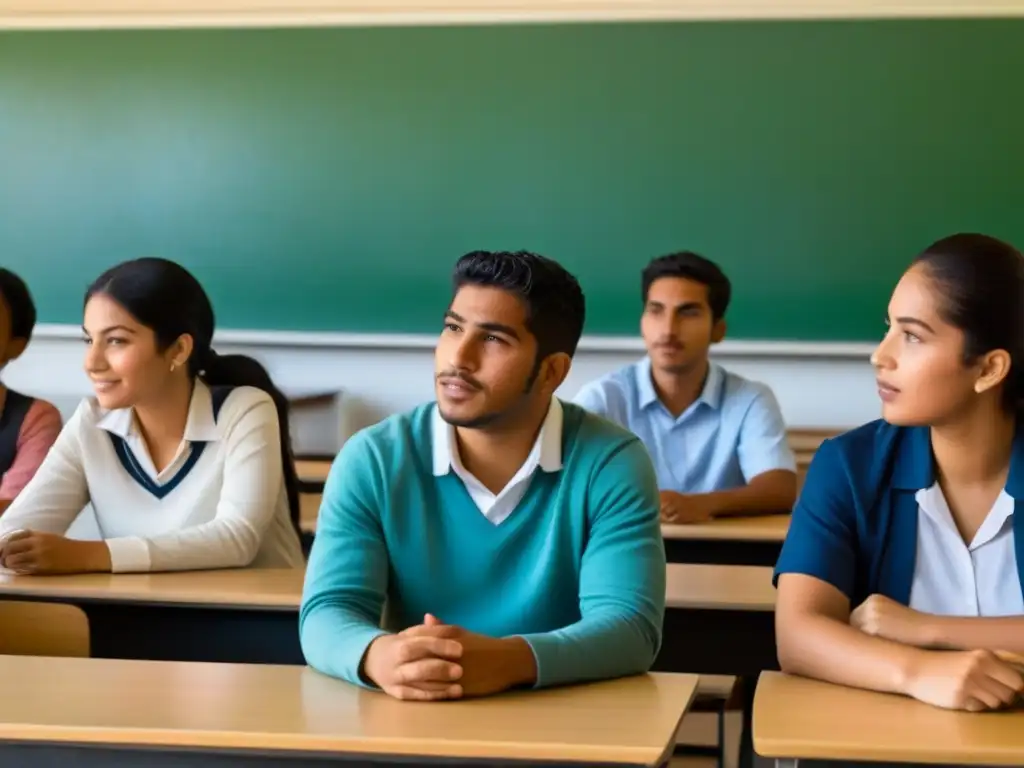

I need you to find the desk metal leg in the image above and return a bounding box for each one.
[737,674,756,768]
[774,760,799,768]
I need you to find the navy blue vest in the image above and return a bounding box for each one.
[0,390,35,477]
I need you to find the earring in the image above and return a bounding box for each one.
[170,362,177,373]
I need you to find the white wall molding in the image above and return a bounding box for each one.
[14,326,879,437]
[33,323,875,360]
[1,0,1022,29]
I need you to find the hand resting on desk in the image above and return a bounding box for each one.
[0,530,111,575]
[899,649,1024,711]
[659,491,715,524]
[848,594,1024,708]
[361,613,537,701]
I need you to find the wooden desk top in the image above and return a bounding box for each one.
[0,564,774,614]
[662,514,790,542]
[754,672,1024,765]
[0,567,304,611]
[300,492,321,532]
[295,459,332,484]
[0,656,696,764]
[665,564,776,612]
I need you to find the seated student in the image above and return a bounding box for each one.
[301,251,665,700]
[775,233,1024,712]
[0,257,305,574]
[0,269,62,513]
[573,252,796,524]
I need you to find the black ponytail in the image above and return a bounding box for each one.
[199,350,301,533]
[85,258,301,532]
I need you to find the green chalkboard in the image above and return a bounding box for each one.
[1,20,1022,341]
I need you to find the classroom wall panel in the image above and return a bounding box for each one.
[2,0,1024,27]
[2,20,1023,341]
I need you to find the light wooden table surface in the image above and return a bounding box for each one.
[0,656,697,765]
[295,459,332,484]
[0,564,774,614]
[300,492,321,532]
[754,671,1024,766]
[662,514,790,542]
[0,567,304,610]
[665,564,776,612]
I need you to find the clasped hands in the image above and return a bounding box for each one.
[361,613,536,701]
[850,593,1024,711]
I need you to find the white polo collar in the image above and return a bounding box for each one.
[96,379,224,443]
[432,395,564,477]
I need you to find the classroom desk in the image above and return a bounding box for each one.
[655,564,776,677]
[300,492,322,533]
[0,656,697,768]
[661,515,790,566]
[298,502,790,563]
[295,459,332,492]
[657,564,777,768]
[0,568,305,665]
[754,671,1024,768]
[0,564,778,679]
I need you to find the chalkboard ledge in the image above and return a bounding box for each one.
[33,324,875,359]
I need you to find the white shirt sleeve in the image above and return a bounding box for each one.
[105,395,286,573]
[0,403,91,538]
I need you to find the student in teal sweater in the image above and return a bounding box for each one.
[300,251,666,700]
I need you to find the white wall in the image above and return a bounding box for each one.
[8,328,880,541]
[6,328,882,452]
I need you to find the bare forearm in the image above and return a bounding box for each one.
[499,636,539,688]
[74,540,113,573]
[778,612,920,695]
[708,471,797,518]
[927,615,1024,655]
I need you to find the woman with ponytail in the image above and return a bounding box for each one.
[0,257,304,574]
[775,233,1024,713]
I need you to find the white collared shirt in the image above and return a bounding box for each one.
[432,396,563,525]
[0,381,304,573]
[909,483,1024,616]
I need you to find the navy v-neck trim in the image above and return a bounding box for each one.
[105,385,234,500]
[108,433,208,500]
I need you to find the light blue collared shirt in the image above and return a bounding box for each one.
[572,358,795,493]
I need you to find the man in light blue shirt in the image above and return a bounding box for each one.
[573,251,797,524]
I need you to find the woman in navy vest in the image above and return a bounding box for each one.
[775,233,1024,712]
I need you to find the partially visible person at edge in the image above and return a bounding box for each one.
[300,250,666,700]
[775,233,1024,712]
[0,257,304,574]
[574,251,796,524]
[0,268,62,514]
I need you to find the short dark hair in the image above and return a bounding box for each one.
[0,268,38,341]
[452,251,586,359]
[913,233,1024,413]
[85,257,301,532]
[641,251,731,321]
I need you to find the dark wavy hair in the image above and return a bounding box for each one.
[0,268,38,341]
[452,250,586,363]
[641,251,731,321]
